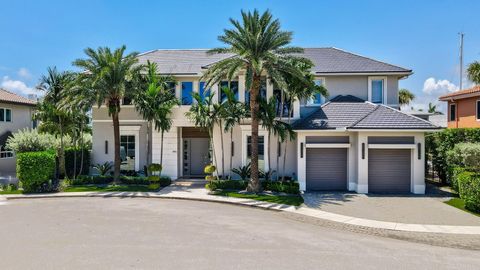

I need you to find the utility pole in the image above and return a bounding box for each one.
[459,32,465,90]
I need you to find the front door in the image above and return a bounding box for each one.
[183,138,210,177]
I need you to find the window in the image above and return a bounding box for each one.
[369,77,386,104]
[450,103,456,122]
[219,81,239,102]
[247,135,265,170]
[0,146,13,159]
[120,135,135,171]
[199,82,211,101]
[245,78,267,106]
[122,97,132,105]
[477,100,480,120]
[307,78,325,106]
[181,82,193,105]
[166,82,176,96]
[0,108,11,122]
[273,88,291,117]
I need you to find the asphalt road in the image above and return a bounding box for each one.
[0,197,478,270]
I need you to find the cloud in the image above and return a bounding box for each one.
[17,68,32,79]
[422,77,458,95]
[1,76,38,96]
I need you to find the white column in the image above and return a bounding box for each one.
[413,133,426,194]
[176,81,182,100]
[238,75,246,103]
[192,80,199,104]
[348,133,357,191]
[356,132,368,193]
[266,78,274,100]
[211,84,219,104]
[297,133,306,192]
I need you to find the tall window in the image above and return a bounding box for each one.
[120,135,135,171]
[273,88,291,117]
[181,82,193,105]
[450,103,456,122]
[369,77,386,104]
[199,82,211,101]
[166,82,176,96]
[307,78,325,105]
[219,81,239,102]
[245,78,267,106]
[247,135,265,170]
[477,100,480,120]
[0,108,11,122]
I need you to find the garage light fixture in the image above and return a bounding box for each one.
[300,142,304,158]
[417,143,421,160]
[362,143,365,159]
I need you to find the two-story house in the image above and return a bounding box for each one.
[0,89,37,176]
[91,48,439,194]
[439,85,480,128]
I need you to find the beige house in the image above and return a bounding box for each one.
[0,89,37,177]
[92,48,439,194]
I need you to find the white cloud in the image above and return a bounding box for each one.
[422,77,458,95]
[17,68,32,79]
[1,76,38,96]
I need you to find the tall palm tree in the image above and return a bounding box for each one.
[222,87,247,179]
[133,61,178,169]
[467,61,480,85]
[36,67,76,177]
[399,89,415,108]
[73,46,141,183]
[428,102,441,114]
[202,9,311,192]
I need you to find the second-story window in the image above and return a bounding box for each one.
[219,81,239,102]
[450,103,456,122]
[199,82,211,101]
[273,88,291,117]
[181,82,193,105]
[307,78,326,106]
[369,77,386,104]
[0,108,12,122]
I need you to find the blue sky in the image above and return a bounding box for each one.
[1,0,479,111]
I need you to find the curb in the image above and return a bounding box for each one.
[2,192,480,235]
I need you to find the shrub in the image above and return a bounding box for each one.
[206,180,249,191]
[120,176,150,185]
[447,143,480,171]
[148,183,160,190]
[65,148,90,178]
[147,163,162,176]
[158,176,172,187]
[231,164,251,180]
[92,162,113,176]
[206,179,300,194]
[6,129,56,153]
[17,151,56,193]
[204,164,216,174]
[456,171,480,213]
[72,175,113,185]
[263,181,300,194]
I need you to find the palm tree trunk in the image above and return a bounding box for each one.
[219,120,225,178]
[79,119,85,177]
[73,130,77,180]
[267,130,271,180]
[276,89,285,181]
[282,101,292,182]
[247,74,261,193]
[59,117,66,178]
[112,112,121,184]
[160,130,164,168]
[229,130,233,180]
[209,127,219,178]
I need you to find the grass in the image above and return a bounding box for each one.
[212,190,304,206]
[64,185,157,193]
[0,190,23,195]
[445,198,480,217]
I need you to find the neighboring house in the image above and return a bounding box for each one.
[439,85,480,128]
[91,47,439,194]
[407,111,447,128]
[0,89,37,175]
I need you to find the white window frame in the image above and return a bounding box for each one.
[241,126,269,172]
[0,145,14,159]
[0,108,12,122]
[450,103,456,122]
[119,126,141,171]
[368,76,387,104]
[306,77,326,106]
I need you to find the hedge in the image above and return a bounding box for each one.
[17,151,56,193]
[426,128,480,183]
[456,171,480,213]
[72,175,172,187]
[206,180,300,194]
[65,148,90,178]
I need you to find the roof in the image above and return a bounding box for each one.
[439,85,480,101]
[136,47,411,75]
[293,100,439,130]
[329,95,365,103]
[0,89,37,106]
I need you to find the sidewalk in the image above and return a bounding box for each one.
[2,181,480,235]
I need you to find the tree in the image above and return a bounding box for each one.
[202,9,311,193]
[36,67,76,177]
[133,61,178,169]
[221,87,247,179]
[467,61,480,85]
[73,46,141,183]
[428,102,442,114]
[399,89,415,108]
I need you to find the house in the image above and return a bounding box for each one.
[91,47,439,194]
[0,89,37,176]
[439,85,480,128]
[407,111,447,128]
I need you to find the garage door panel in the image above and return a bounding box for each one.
[306,148,347,191]
[368,149,411,194]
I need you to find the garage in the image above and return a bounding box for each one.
[306,148,348,191]
[368,149,411,193]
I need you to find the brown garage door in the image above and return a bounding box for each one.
[306,148,347,191]
[368,149,411,194]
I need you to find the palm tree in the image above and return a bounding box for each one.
[467,61,480,85]
[73,46,141,183]
[202,9,311,193]
[36,67,76,177]
[133,61,178,169]
[428,102,442,114]
[259,96,294,180]
[399,89,415,108]
[222,87,247,179]
[213,101,226,178]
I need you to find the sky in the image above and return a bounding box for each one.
[1,0,479,112]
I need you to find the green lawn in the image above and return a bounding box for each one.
[212,190,304,206]
[64,185,157,193]
[0,190,23,195]
[445,198,480,217]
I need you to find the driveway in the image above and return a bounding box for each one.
[0,197,479,270]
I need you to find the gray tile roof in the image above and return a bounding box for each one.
[136,48,411,75]
[293,101,439,130]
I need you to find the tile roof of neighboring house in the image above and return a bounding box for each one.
[0,88,36,106]
[136,48,412,75]
[438,85,480,101]
[293,100,439,130]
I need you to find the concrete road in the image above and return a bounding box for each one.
[0,198,478,270]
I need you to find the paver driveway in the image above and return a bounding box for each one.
[0,197,479,270]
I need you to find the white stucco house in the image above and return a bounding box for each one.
[91,47,439,194]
